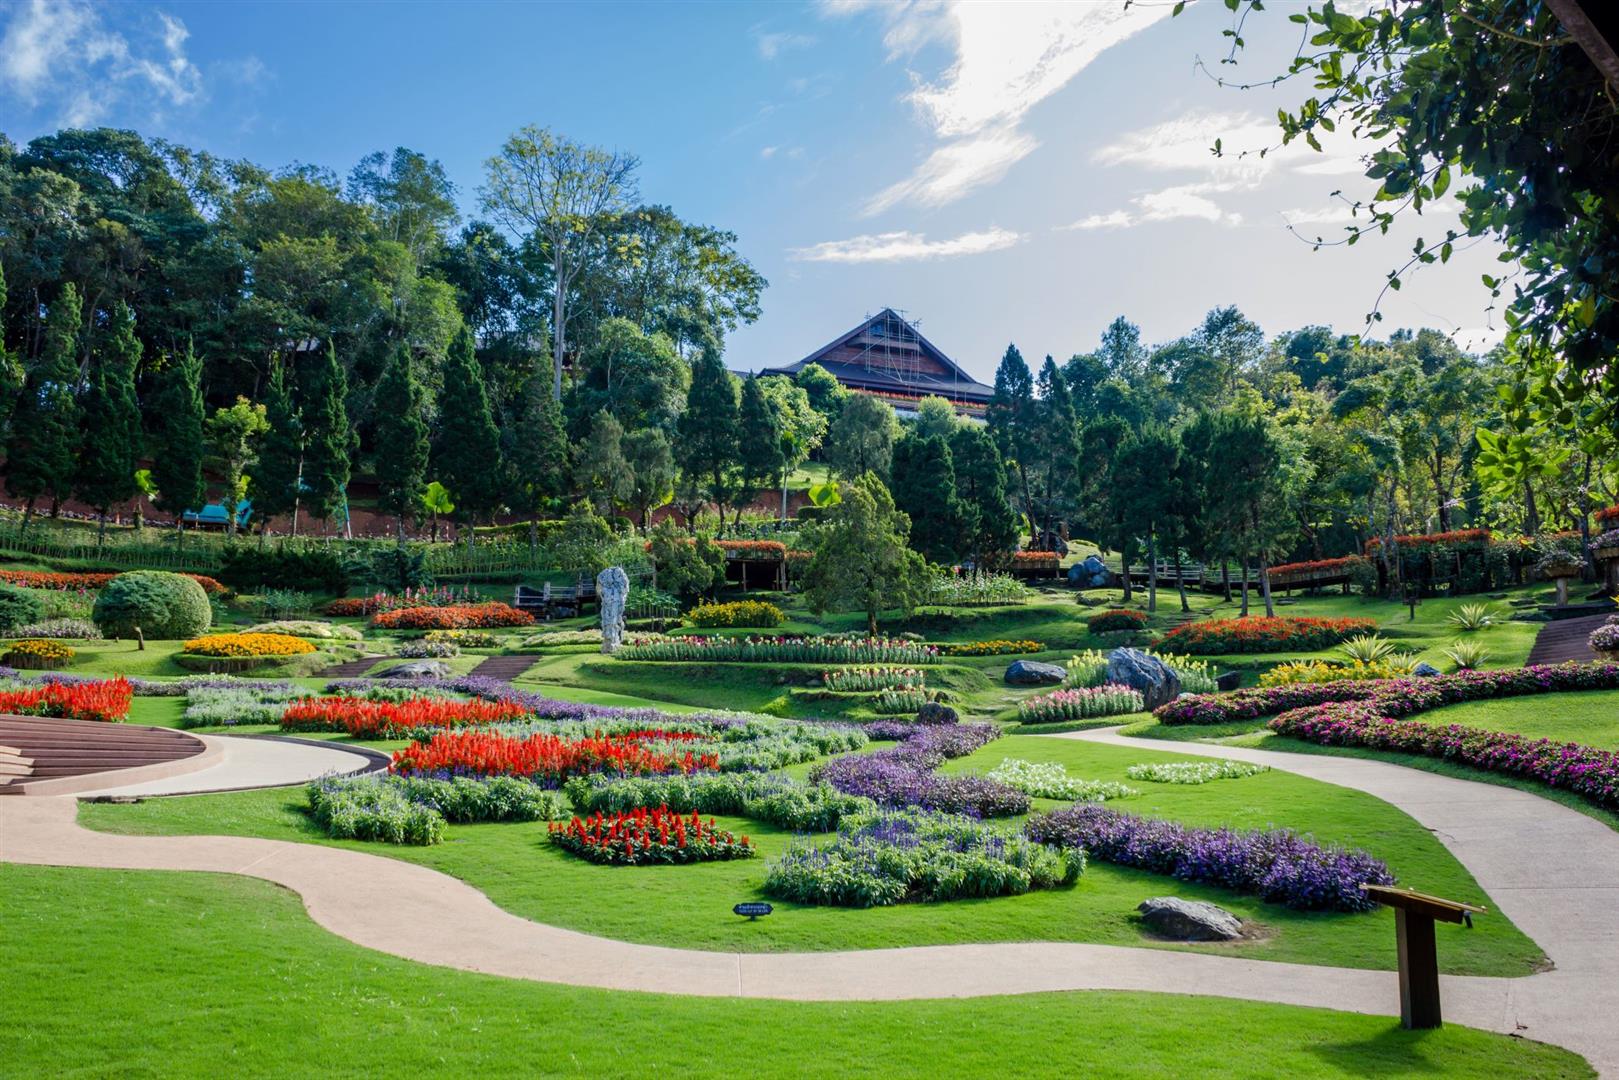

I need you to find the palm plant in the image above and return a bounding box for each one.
[1442,639,1492,671]
[1447,603,1500,632]
[1338,634,1400,664]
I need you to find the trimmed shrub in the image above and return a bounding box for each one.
[0,585,45,633]
[91,571,211,640]
[685,600,786,628]
[1088,609,1149,634]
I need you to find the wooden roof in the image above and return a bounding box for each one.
[760,309,994,404]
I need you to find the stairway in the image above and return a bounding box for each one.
[317,654,387,678]
[1526,613,1610,666]
[0,715,205,794]
[466,655,539,684]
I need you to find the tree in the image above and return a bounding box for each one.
[506,373,570,554]
[569,316,687,433]
[1196,411,1291,617]
[1112,424,1183,613]
[575,410,630,517]
[204,398,269,539]
[1076,415,1137,601]
[1096,316,1147,381]
[758,375,826,519]
[793,362,846,424]
[913,395,960,441]
[623,427,675,530]
[734,376,784,526]
[648,517,723,599]
[0,263,25,435]
[480,126,639,400]
[674,346,740,525]
[800,473,927,635]
[890,432,968,565]
[301,343,353,533]
[1031,356,1080,550]
[148,341,207,545]
[248,362,304,539]
[6,283,82,523]
[421,481,454,543]
[372,344,430,542]
[986,343,1037,537]
[826,393,897,482]
[950,425,1019,567]
[75,300,141,543]
[434,328,504,549]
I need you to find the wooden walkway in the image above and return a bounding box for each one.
[466,654,539,683]
[0,715,206,794]
[316,654,386,678]
[1526,614,1609,666]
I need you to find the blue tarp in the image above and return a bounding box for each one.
[182,500,253,527]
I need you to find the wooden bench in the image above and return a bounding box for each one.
[514,582,598,620]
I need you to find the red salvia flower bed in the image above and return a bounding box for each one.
[370,603,535,630]
[0,570,225,594]
[279,696,529,739]
[0,678,133,723]
[390,729,719,782]
[1268,555,1369,579]
[1159,615,1377,655]
[1363,528,1490,554]
[549,806,754,865]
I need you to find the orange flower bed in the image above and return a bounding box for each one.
[280,696,529,739]
[183,633,316,658]
[0,678,132,722]
[370,603,534,630]
[1364,529,1490,554]
[1160,616,1377,655]
[1269,556,1369,579]
[0,569,225,593]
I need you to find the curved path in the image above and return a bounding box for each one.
[2,728,1617,1073]
[76,733,384,799]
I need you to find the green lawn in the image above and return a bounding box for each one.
[0,866,1587,1080]
[1418,689,1619,749]
[80,731,1542,977]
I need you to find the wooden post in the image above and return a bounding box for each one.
[1362,885,1485,1031]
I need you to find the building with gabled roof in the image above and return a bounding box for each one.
[759,308,994,417]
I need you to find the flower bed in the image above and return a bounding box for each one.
[685,600,785,628]
[1065,649,1216,694]
[0,677,132,722]
[397,638,459,658]
[1088,609,1149,634]
[325,586,485,617]
[1026,803,1392,912]
[1124,760,1270,784]
[765,808,1080,907]
[924,570,1030,607]
[1590,625,1619,656]
[986,758,1138,802]
[1158,616,1377,655]
[425,629,500,648]
[1267,555,1370,583]
[371,602,534,630]
[812,723,1025,817]
[0,569,225,594]
[1018,684,1144,724]
[1364,528,1491,554]
[10,618,100,640]
[306,774,569,845]
[616,635,938,665]
[391,728,720,783]
[1259,659,1415,687]
[280,696,528,739]
[872,688,932,714]
[937,639,1044,657]
[822,667,925,692]
[244,620,363,641]
[566,771,874,832]
[3,638,75,669]
[182,633,317,658]
[550,807,755,865]
[182,685,305,728]
[520,628,602,648]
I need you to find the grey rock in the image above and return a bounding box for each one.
[1067,554,1112,589]
[372,660,454,680]
[1137,897,1243,941]
[1004,660,1067,686]
[915,701,959,726]
[597,565,629,654]
[1215,671,1243,693]
[1411,662,1442,678]
[1106,647,1182,710]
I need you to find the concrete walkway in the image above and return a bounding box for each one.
[2,727,1617,1072]
[75,734,383,798]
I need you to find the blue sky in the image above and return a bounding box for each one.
[0,0,1504,382]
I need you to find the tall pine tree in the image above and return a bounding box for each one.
[950,425,1019,567]
[734,375,783,527]
[7,283,83,524]
[302,343,353,534]
[506,373,570,556]
[76,302,142,543]
[148,341,207,546]
[0,263,24,435]
[675,346,740,528]
[249,362,305,539]
[1033,355,1080,549]
[986,343,1036,540]
[434,328,503,552]
[373,344,429,542]
[890,432,968,565]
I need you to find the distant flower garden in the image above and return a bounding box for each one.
[617,635,938,665]
[370,602,534,630]
[684,600,785,628]
[937,639,1044,657]
[324,585,487,617]
[183,633,316,658]
[0,569,225,594]
[1159,615,1377,655]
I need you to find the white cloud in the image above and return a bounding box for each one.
[790,226,1023,263]
[0,0,205,123]
[829,0,1175,213]
[760,145,807,161]
[756,29,816,60]
[1061,184,1242,231]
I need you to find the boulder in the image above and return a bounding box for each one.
[1004,660,1067,686]
[1067,554,1112,590]
[372,660,454,680]
[1106,647,1181,710]
[598,565,629,654]
[915,701,960,725]
[1215,671,1243,693]
[1137,897,1243,941]
[1411,662,1442,678]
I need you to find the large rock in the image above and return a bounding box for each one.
[1137,897,1243,941]
[1004,660,1067,686]
[1067,554,1112,590]
[915,701,959,726]
[1411,662,1442,678]
[1106,647,1181,710]
[373,660,453,680]
[598,565,629,654]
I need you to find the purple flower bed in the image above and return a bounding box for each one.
[1155,661,1619,726]
[811,722,1028,817]
[1271,702,1619,810]
[1025,803,1393,912]
[3,671,301,695]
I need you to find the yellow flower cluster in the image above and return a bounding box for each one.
[1259,659,1412,687]
[4,638,75,666]
[938,639,1046,657]
[182,632,317,658]
[424,629,500,647]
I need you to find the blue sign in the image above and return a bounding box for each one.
[733,902,773,920]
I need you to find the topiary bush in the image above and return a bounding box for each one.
[0,585,45,633]
[91,571,212,640]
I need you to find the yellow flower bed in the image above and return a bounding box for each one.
[938,639,1045,657]
[1259,659,1413,687]
[4,638,75,667]
[182,632,317,658]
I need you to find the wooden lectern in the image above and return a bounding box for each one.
[1361,884,1486,1029]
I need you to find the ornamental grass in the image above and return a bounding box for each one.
[391,728,720,784]
[306,774,570,845]
[370,602,534,630]
[0,676,132,722]
[280,696,528,739]
[1026,803,1392,912]
[617,635,939,665]
[1159,615,1378,655]
[3,638,75,669]
[182,632,317,658]
[1018,684,1144,724]
[549,806,755,865]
